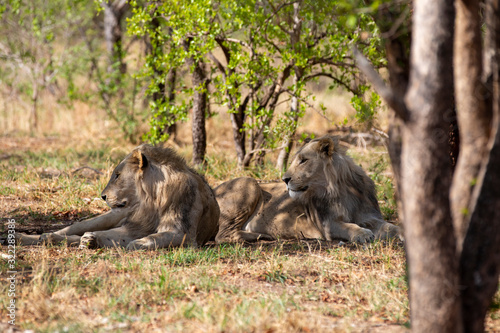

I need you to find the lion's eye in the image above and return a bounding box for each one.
[114,172,120,179]
[299,158,308,165]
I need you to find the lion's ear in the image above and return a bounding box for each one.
[131,150,149,170]
[317,137,335,157]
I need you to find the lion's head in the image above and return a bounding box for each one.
[101,149,148,210]
[282,136,348,202]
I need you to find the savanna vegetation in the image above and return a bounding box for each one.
[0,0,500,332]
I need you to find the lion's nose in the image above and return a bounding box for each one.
[282,176,291,185]
[101,194,107,201]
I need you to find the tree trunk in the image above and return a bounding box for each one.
[459,0,500,330]
[401,2,461,331]
[190,62,208,166]
[30,78,38,134]
[102,1,128,77]
[276,136,294,171]
[230,109,246,167]
[184,39,208,166]
[460,124,500,332]
[165,68,177,138]
[451,0,492,251]
[357,0,500,331]
[213,37,247,167]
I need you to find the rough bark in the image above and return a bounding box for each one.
[190,61,208,166]
[401,2,461,331]
[460,120,500,333]
[451,0,492,252]
[358,0,500,331]
[459,0,500,331]
[230,106,246,166]
[183,39,208,166]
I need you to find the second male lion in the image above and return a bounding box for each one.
[18,145,220,250]
[215,136,400,244]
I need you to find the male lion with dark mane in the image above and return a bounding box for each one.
[18,145,220,250]
[215,135,400,244]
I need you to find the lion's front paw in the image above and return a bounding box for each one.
[350,228,375,244]
[126,238,155,251]
[79,232,98,249]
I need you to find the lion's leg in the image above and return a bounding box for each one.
[324,221,375,244]
[39,233,82,246]
[16,233,41,245]
[53,209,129,237]
[79,226,139,249]
[126,232,190,250]
[24,209,129,247]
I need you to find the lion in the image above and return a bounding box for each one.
[17,144,220,250]
[215,135,400,244]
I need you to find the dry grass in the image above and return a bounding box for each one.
[0,103,499,332]
[2,240,409,332]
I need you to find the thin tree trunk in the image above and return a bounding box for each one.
[401,0,461,331]
[30,78,38,134]
[165,68,177,138]
[184,39,208,166]
[213,37,247,167]
[451,0,492,252]
[230,109,246,166]
[190,62,208,166]
[103,0,128,77]
[376,4,410,224]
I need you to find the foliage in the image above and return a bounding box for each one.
[351,91,382,129]
[128,0,387,165]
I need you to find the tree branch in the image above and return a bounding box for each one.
[308,57,356,68]
[224,38,255,57]
[302,72,358,95]
[353,47,409,122]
